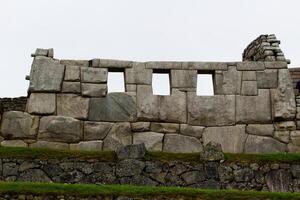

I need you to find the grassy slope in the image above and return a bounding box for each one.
[1,146,300,163]
[0,182,300,200]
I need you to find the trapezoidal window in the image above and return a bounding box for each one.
[107,69,125,93]
[196,71,214,96]
[152,69,171,95]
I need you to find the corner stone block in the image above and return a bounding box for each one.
[236,89,272,123]
[163,134,202,153]
[29,57,65,92]
[159,89,187,123]
[171,70,197,89]
[27,93,56,115]
[57,94,89,120]
[133,132,164,151]
[38,116,83,143]
[88,93,137,122]
[103,122,132,151]
[187,94,235,126]
[244,135,286,153]
[70,141,103,151]
[64,65,80,81]
[222,66,242,95]
[256,69,278,88]
[202,125,247,153]
[0,111,39,139]
[82,83,107,97]
[29,141,69,150]
[125,62,152,85]
[81,67,107,83]
[137,85,159,121]
[84,121,114,141]
[271,69,296,120]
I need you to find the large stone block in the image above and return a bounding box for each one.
[84,121,113,140]
[131,122,150,132]
[27,93,56,115]
[150,123,179,133]
[82,83,107,97]
[81,67,107,83]
[125,62,152,84]
[241,81,257,96]
[1,111,39,139]
[257,69,278,88]
[202,125,247,153]
[237,62,265,71]
[88,93,136,122]
[137,85,159,121]
[271,69,296,120]
[244,135,286,153]
[1,140,27,147]
[133,132,164,151]
[100,59,133,68]
[103,122,132,151]
[236,89,272,123]
[38,116,83,143]
[62,82,81,93]
[222,66,242,94]
[246,124,274,136]
[64,65,80,81]
[57,94,89,120]
[29,141,69,150]
[188,94,235,126]
[163,134,202,153]
[159,89,187,123]
[180,124,204,138]
[242,71,256,81]
[182,62,227,70]
[146,61,182,69]
[265,61,287,69]
[60,59,89,67]
[70,141,103,151]
[171,70,197,89]
[29,57,65,92]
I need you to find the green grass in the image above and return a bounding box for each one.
[0,182,299,200]
[1,146,300,163]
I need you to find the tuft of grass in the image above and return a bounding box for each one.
[0,182,299,200]
[1,147,300,164]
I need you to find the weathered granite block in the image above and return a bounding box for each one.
[182,62,227,70]
[84,121,113,140]
[82,83,107,97]
[38,116,83,143]
[103,122,132,151]
[275,121,296,131]
[271,69,296,120]
[222,66,242,94]
[244,135,286,153]
[265,61,287,69]
[1,111,39,139]
[133,132,164,151]
[1,140,27,147]
[100,59,133,68]
[137,85,159,121]
[242,71,256,81]
[29,57,65,92]
[88,93,136,122]
[60,59,89,67]
[62,82,81,94]
[70,141,103,151]
[57,94,89,120]
[131,122,151,132]
[180,124,204,138]
[202,125,247,153]
[236,89,271,123]
[27,93,56,115]
[290,131,300,146]
[163,134,202,153]
[150,123,179,133]
[171,70,197,89]
[64,65,80,81]
[126,84,137,92]
[274,131,290,143]
[125,62,152,84]
[246,124,274,136]
[146,61,182,69]
[188,94,235,126]
[237,62,265,71]
[257,69,278,88]
[241,81,257,96]
[81,67,107,83]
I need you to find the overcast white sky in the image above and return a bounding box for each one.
[0,0,300,97]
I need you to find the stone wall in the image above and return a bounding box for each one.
[0,97,27,113]
[0,34,298,153]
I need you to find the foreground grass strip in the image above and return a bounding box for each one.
[1,147,300,163]
[0,182,299,200]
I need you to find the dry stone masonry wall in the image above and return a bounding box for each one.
[0,34,299,153]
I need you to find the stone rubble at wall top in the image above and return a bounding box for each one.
[0,34,299,154]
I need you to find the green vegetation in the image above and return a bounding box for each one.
[0,182,299,200]
[1,146,300,163]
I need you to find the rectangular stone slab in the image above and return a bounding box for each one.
[88,93,137,122]
[187,94,235,126]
